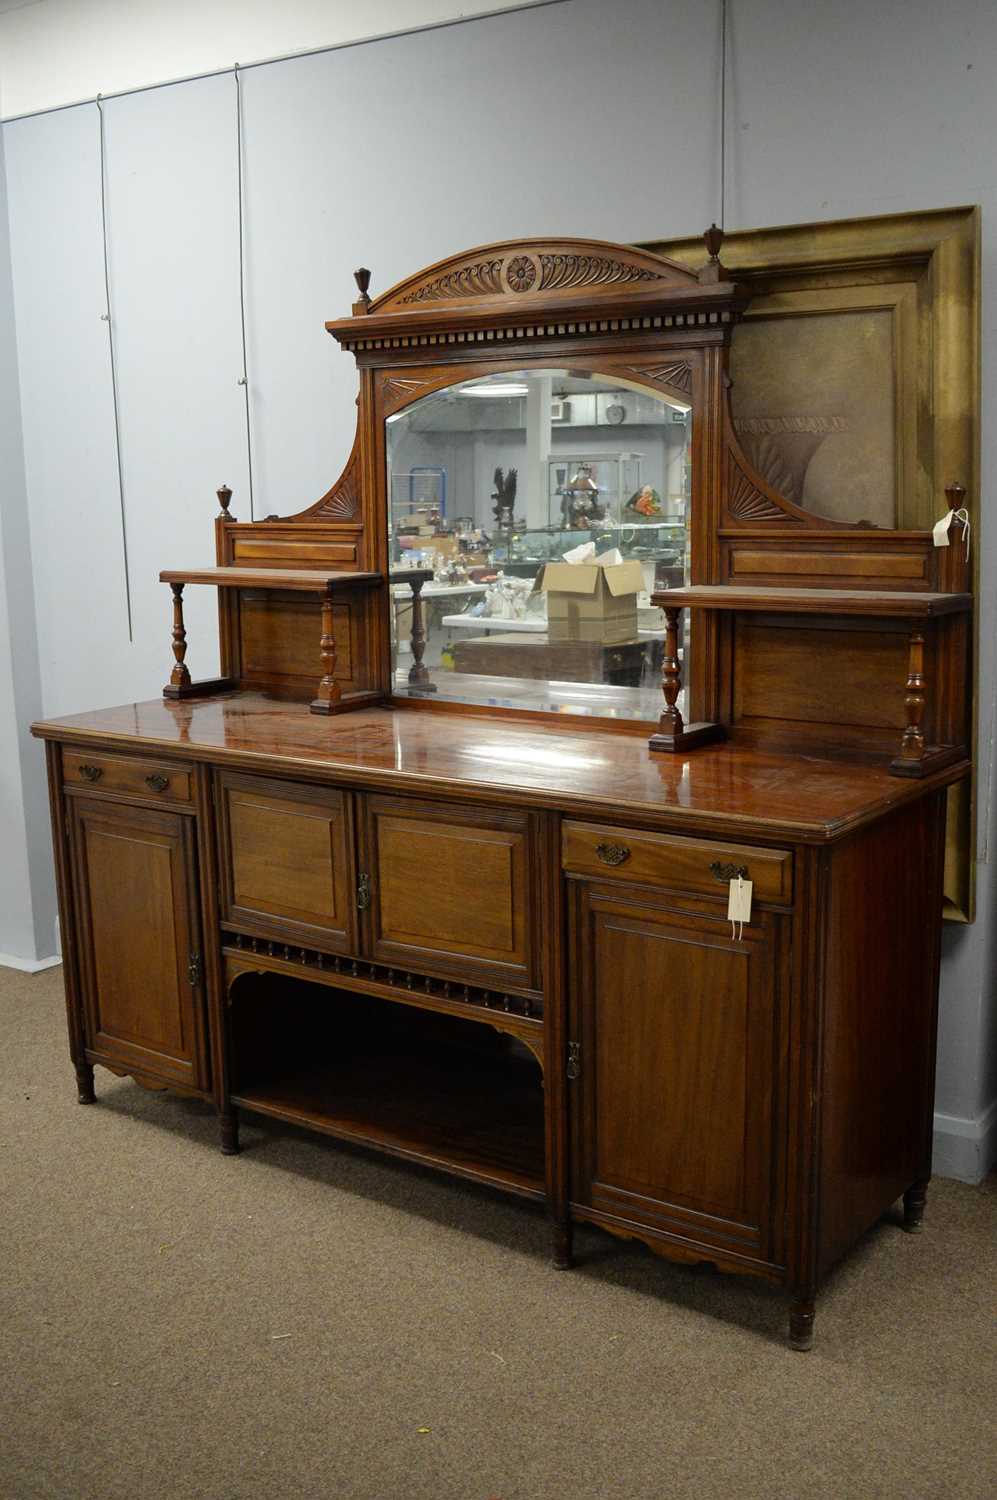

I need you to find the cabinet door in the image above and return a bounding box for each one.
[570,881,786,1264]
[69,796,208,1090]
[217,772,357,951]
[362,794,536,989]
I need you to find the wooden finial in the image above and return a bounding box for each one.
[945,481,967,511]
[699,224,726,285]
[353,267,372,315]
[216,484,233,519]
[704,223,725,262]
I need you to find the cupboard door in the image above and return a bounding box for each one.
[70,797,208,1090]
[363,795,536,988]
[217,772,356,951]
[570,882,786,1263]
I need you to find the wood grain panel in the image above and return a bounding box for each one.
[239,593,353,683]
[364,795,535,987]
[562,821,792,904]
[726,548,930,586]
[232,538,358,567]
[733,619,909,731]
[218,772,355,950]
[62,748,192,804]
[570,883,785,1258]
[69,797,205,1088]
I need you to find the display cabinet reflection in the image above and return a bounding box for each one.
[387,369,691,723]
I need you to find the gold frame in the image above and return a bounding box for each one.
[641,207,980,920]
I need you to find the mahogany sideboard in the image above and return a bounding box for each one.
[32,233,974,1348]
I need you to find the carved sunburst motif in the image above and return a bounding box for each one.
[382,376,432,410]
[726,454,793,521]
[626,362,692,394]
[311,458,359,520]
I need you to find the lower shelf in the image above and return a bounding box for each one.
[229,975,546,1200]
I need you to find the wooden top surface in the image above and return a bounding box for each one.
[32,692,968,845]
[160,567,383,591]
[652,585,973,617]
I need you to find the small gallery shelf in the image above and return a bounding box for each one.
[159,566,435,715]
[647,585,973,778]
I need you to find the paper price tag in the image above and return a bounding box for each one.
[932,507,971,558]
[727,876,753,940]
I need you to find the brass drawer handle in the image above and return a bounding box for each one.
[78,764,103,783]
[145,773,170,793]
[710,861,749,883]
[596,842,630,867]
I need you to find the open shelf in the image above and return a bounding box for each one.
[160,566,383,591]
[228,975,546,1200]
[652,584,972,617]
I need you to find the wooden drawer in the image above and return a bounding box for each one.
[62,748,193,805]
[562,821,793,905]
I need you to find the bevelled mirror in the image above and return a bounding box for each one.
[386,368,691,723]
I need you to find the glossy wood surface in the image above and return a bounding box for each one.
[32,693,968,845]
[654,585,972,617]
[62,746,193,805]
[562,820,793,904]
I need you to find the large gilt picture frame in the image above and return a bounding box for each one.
[642,207,980,919]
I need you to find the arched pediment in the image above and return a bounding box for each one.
[368,237,700,315]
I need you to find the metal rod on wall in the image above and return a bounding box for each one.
[96,93,133,642]
[234,62,255,520]
[720,0,728,231]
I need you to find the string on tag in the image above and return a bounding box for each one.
[952,507,971,559]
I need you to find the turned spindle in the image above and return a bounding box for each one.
[166,583,191,693]
[216,484,233,520]
[310,582,341,714]
[352,267,372,316]
[407,574,436,693]
[647,601,724,753]
[897,629,927,765]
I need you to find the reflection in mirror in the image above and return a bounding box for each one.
[386,369,691,723]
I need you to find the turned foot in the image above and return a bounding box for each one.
[75,1062,96,1104]
[788,1299,815,1352]
[903,1179,928,1233]
[219,1107,240,1156]
[552,1221,574,1270]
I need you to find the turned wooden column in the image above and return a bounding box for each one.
[310,582,342,714]
[163,583,192,697]
[407,574,436,693]
[648,605,723,753]
[896,628,927,767]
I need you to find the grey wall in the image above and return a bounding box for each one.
[0,0,994,1173]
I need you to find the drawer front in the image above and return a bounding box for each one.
[217,771,356,950]
[62,748,193,805]
[562,821,793,905]
[364,794,537,989]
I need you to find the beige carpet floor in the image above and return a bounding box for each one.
[2,963,995,1500]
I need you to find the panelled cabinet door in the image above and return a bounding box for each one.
[69,796,208,1090]
[569,881,787,1266]
[217,772,357,951]
[362,794,537,989]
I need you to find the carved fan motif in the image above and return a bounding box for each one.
[539,254,665,292]
[626,362,692,394]
[400,260,504,303]
[382,376,432,409]
[725,453,793,521]
[310,456,359,520]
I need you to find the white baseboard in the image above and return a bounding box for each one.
[0,950,62,974]
[933,1099,997,1184]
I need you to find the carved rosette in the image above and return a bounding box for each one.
[506,255,538,292]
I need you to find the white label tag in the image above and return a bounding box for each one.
[932,512,953,548]
[727,876,753,940]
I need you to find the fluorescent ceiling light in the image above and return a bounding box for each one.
[460,383,529,398]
